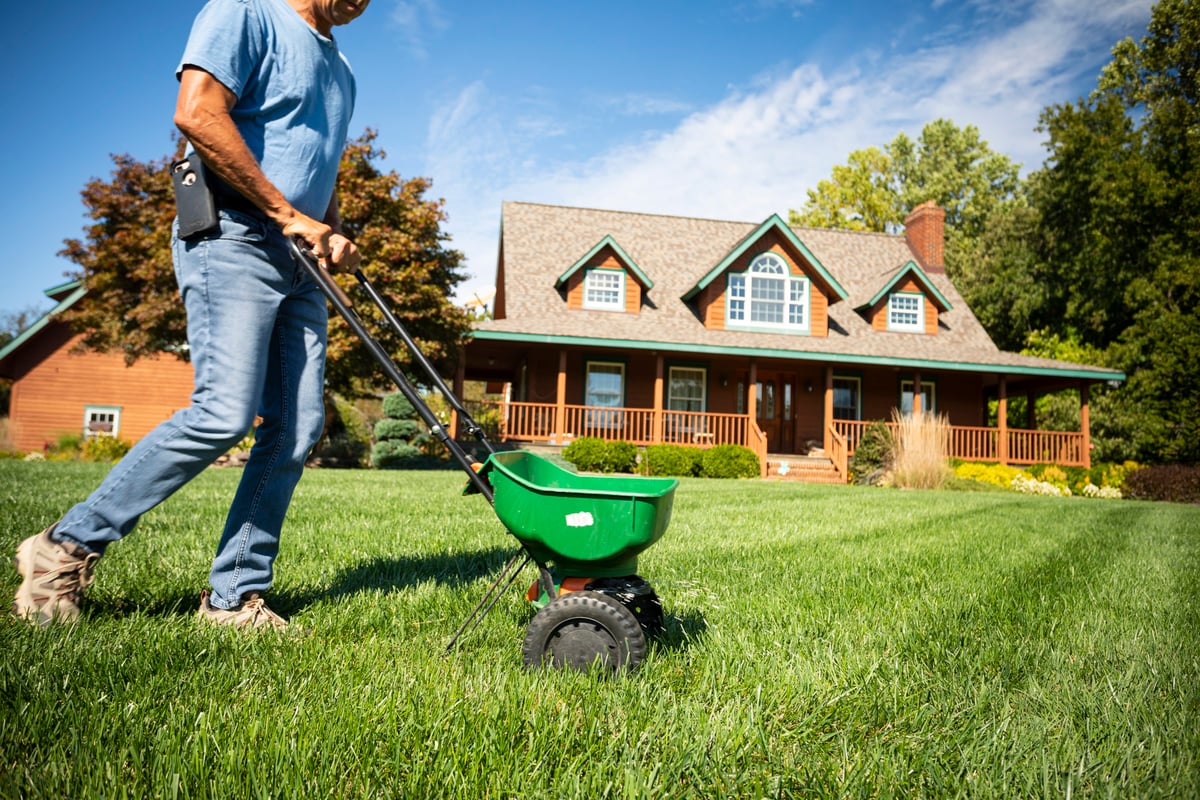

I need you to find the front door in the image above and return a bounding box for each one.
[756,372,796,453]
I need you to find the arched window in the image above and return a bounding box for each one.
[726,253,809,332]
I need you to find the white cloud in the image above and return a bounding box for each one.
[390,0,448,60]
[434,0,1152,304]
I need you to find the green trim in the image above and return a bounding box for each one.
[555,235,654,291]
[859,260,953,312]
[469,329,1126,383]
[681,214,849,302]
[0,282,87,364]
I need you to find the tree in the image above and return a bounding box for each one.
[790,119,1025,295]
[1030,0,1200,462]
[59,129,470,399]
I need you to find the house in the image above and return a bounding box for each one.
[458,201,1125,480]
[0,280,193,452]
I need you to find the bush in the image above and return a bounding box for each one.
[382,393,416,421]
[81,436,131,463]
[954,461,1024,488]
[643,444,703,477]
[699,444,760,479]
[562,437,611,472]
[371,439,423,469]
[375,418,420,442]
[605,440,638,474]
[849,421,893,485]
[1124,464,1200,504]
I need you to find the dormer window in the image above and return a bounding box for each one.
[726,253,810,333]
[887,293,925,332]
[583,268,625,311]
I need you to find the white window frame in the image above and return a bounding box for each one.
[83,405,121,439]
[583,268,626,311]
[667,367,707,413]
[832,377,862,421]
[900,380,936,416]
[584,361,625,429]
[887,292,925,332]
[726,253,810,333]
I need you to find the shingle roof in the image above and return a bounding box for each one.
[474,202,1122,381]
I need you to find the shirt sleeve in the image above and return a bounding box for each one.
[175,0,263,99]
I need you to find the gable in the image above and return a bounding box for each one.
[857,260,952,336]
[556,236,651,315]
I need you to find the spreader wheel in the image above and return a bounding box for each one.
[521,590,647,673]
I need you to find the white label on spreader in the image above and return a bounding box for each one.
[565,511,594,528]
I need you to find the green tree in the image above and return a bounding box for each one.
[59,129,470,399]
[790,119,1025,294]
[1031,0,1200,462]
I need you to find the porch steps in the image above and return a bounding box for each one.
[766,455,844,484]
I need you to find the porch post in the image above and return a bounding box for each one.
[1080,381,1092,470]
[912,372,922,415]
[652,354,664,444]
[823,365,834,453]
[997,376,1009,465]
[555,349,567,445]
[450,350,465,440]
[747,360,758,444]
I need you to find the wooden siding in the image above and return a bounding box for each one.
[5,325,193,452]
[696,237,833,337]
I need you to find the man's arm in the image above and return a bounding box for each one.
[174,66,352,266]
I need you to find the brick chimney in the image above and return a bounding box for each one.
[904,201,945,273]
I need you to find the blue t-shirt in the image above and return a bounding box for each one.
[177,0,356,220]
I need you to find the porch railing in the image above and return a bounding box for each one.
[496,401,755,448]
[831,420,1086,467]
[477,402,1087,470]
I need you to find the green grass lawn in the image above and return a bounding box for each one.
[2,460,1198,799]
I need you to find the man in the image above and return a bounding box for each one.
[12,0,371,628]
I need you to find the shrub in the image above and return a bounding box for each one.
[382,392,416,421]
[954,461,1025,488]
[370,439,422,469]
[371,391,430,469]
[562,437,611,472]
[888,411,952,490]
[1012,474,1070,497]
[1124,464,1200,504]
[699,444,760,479]
[81,436,132,463]
[375,419,420,442]
[849,421,893,485]
[643,444,703,477]
[604,440,638,474]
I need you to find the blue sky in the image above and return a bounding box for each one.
[1,0,1153,319]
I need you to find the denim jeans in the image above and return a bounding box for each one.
[53,210,328,610]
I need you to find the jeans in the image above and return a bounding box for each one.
[53,210,328,610]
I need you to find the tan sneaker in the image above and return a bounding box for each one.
[13,527,100,626]
[197,590,289,630]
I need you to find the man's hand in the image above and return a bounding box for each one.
[282,217,360,274]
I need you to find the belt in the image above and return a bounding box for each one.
[213,188,269,222]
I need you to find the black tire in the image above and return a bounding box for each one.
[521,590,647,673]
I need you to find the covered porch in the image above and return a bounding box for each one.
[454,340,1101,481]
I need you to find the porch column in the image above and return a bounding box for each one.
[823,365,834,453]
[1080,382,1092,470]
[450,351,465,440]
[554,349,567,445]
[997,376,1009,465]
[912,372,922,415]
[652,354,664,444]
[747,360,758,443]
